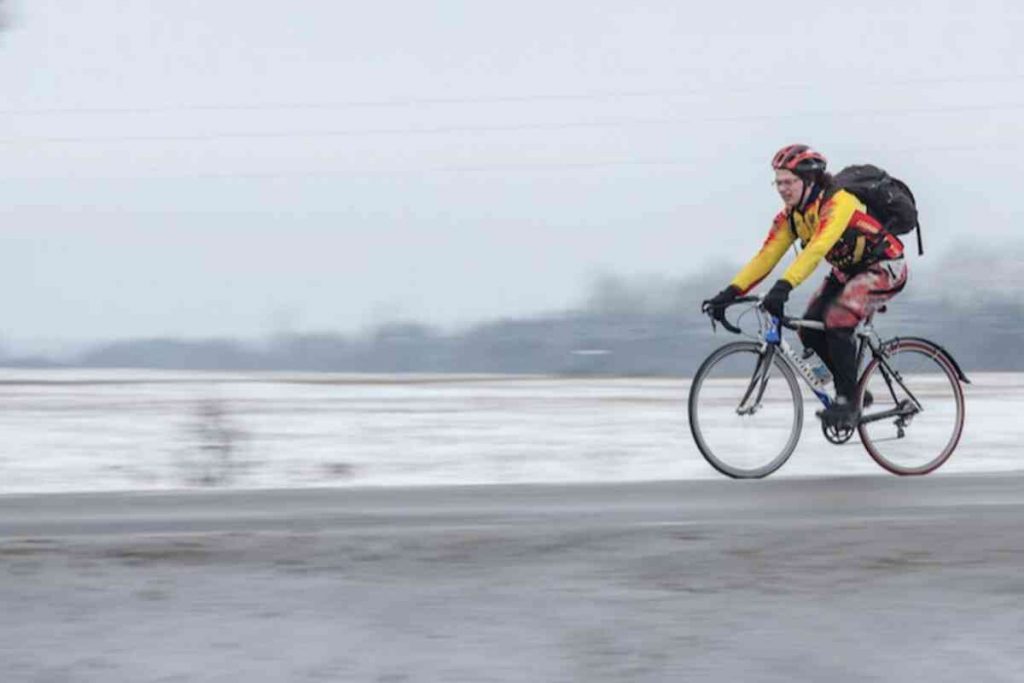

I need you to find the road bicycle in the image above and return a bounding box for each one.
[688,295,969,478]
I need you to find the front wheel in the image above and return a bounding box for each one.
[857,338,965,475]
[689,341,804,479]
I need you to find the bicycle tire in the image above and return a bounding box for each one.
[689,341,804,479]
[857,338,965,475]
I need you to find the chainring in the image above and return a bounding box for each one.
[821,419,856,444]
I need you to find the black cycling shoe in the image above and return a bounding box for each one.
[817,397,861,430]
[862,390,874,409]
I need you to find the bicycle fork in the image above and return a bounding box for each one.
[735,346,776,415]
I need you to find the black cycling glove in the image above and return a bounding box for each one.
[762,280,793,319]
[702,285,741,321]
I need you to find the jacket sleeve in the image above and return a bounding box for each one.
[780,190,859,287]
[730,213,795,294]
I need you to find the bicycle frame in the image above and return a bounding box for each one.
[732,299,927,422]
[746,308,833,409]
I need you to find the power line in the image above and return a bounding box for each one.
[2,141,1021,182]
[2,73,1024,116]
[1,101,1024,146]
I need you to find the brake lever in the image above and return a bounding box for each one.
[719,317,742,334]
[701,300,745,335]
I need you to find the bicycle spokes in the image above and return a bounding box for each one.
[857,339,965,475]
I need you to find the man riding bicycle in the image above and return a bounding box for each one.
[703,144,908,429]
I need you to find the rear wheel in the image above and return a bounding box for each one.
[857,339,965,475]
[689,342,803,479]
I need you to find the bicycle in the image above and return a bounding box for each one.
[688,295,969,478]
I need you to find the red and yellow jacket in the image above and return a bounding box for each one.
[731,188,904,293]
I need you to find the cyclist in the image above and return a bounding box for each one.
[702,144,908,429]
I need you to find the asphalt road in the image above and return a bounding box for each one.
[2,475,1023,681]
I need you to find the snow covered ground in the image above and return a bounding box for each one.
[1,370,1020,493]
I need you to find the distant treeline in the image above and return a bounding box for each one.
[3,268,1022,375]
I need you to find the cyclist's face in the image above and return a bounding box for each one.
[774,169,804,208]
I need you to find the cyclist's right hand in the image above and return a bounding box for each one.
[701,285,741,321]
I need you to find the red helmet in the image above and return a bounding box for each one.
[771,144,827,177]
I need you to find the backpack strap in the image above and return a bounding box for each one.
[786,182,826,243]
[892,177,924,257]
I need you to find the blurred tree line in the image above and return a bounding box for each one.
[3,264,1021,375]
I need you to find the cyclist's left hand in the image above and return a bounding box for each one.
[762,280,793,318]
[702,285,740,321]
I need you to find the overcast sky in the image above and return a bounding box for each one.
[1,0,1023,345]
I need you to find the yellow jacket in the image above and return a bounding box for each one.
[731,188,903,293]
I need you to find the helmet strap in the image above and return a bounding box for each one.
[798,181,813,210]
[798,180,821,211]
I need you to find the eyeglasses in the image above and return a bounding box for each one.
[773,179,802,189]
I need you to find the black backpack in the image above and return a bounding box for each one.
[830,164,923,255]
